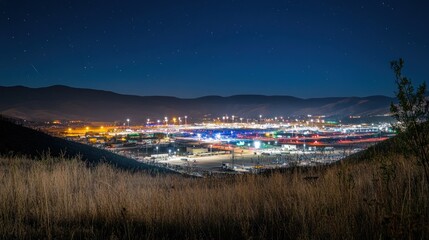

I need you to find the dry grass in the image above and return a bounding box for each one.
[0,152,428,239]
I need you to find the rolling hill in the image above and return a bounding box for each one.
[0,85,393,122]
[0,116,169,172]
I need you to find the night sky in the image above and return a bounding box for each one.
[1,0,428,98]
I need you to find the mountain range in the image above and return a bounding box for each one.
[0,85,394,122]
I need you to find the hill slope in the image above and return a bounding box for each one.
[0,116,169,172]
[0,85,393,121]
[0,126,427,239]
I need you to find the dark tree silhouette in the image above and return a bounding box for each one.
[390,58,429,186]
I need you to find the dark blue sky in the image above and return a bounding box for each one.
[1,0,428,98]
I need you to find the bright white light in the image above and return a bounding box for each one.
[254,141,261,149]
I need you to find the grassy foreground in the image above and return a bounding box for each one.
[0,151,428,239]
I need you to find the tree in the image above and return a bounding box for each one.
[390,58,429,186]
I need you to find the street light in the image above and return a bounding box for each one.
[254,141,261,149]
[185,115,187,125]
[303,136,306,152]
[126,118,130,127]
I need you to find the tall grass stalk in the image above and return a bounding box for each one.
[0,152,427,239]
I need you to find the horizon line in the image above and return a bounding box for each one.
[0,84,395,100]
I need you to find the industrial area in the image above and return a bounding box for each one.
[41,115,395,176]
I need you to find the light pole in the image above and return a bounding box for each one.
[185,116,187,125]
[303,137,306,152]
[197,133,201,144]
[126,118,130,127]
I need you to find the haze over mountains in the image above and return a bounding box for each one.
[0,85,393,122]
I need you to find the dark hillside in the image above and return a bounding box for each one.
[0,116,169,172]
[0,115,428,239]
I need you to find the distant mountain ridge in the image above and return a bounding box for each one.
[0,85,394,122]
